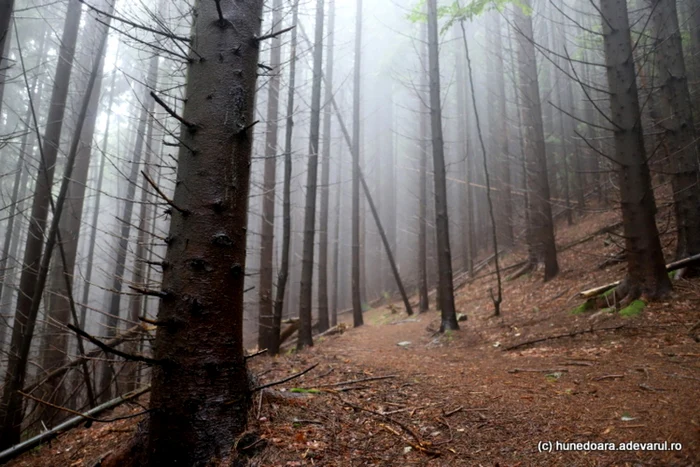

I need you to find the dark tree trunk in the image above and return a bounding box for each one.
[146,0,263,463]
[351,0,364,327]
[297,0,325,350]
[514,0,559,281]
[271,0,300,355]
[0,0,15,119]
[600,0,672,301]
[427,0,458,332]
[647,0,700,261]
[418,19,430,312]
[317,0,335,333]
[258,0,284,350]
[98,52,159,403]
[0,0,83,448]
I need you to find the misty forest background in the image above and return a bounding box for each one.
[0,0,698,462]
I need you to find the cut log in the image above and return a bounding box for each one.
[578,253,700,299]
[0,386,151,464]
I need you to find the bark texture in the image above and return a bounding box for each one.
[600,0,672,300]
[146,0,263,463]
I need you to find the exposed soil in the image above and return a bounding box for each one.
[8,209,700,467]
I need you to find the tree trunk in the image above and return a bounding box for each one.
[41,0,114,421]
[599,0,672,301]
[146,0,263,463]
[351,0,364,327]
[317,0,335,333]
[647,0,700,261]
[489,13,514,247]
[258,0,284,351]
[427,0,458,332]
[98,51,159,403]
[0,0,83,449]
[271,0,300,356]
[0,28,48,351]
[0,0,15,119]
[418,19,430,312]
[297,0,325,350]
[514,0,559,281]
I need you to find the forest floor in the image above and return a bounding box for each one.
[8,207,700,467]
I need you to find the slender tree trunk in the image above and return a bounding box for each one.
[271,0,300,355]
[317,0,335,333]
[125,69,159,393]
[514,0,559,281]
[41,1,114,421]
[0,29,48,350]
[490,13,514,247]
[98,52,159,403]
[330,142,342,326]
[351,0,364,327]
[0,0,15,119]
[0,0,83,449]
[79,62,118,329]
[647,0,700,262]
[258,0,284,350]
[297,0,325,350]
[146,0,263,462]
[418,19,430,312]
[427,0,458,332]
[600,0,672,301]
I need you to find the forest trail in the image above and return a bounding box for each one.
[8,210,700,467]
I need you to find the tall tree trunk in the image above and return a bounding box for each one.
[317,0,335,333]
[330,140,342,326]
[0,0,15,119]
[351,0,364,327]
[647,0,700,262]
[0,0,83,449]
[79,61,118,329]
[146,0,263,462]
[98,52,159,403]
[0,29,48,350]
[418,19,430,312]
[41,1,114,421]
[489,13,514,247]
[427,0,458,332]
[599,0,672,301]
[297,0,325,350]
[125,66,159,393]
[514,0,559,281]
[271,0,300,355]
[258,0,284,350]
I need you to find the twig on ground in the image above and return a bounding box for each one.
[503,324,626,351]
[252,363,319,392]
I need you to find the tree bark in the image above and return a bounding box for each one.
[418,18,430,312]
[647,0,700,261]
[297,0,325,350]
[427,0,458,331]
[271,0,300,356]
[258,0,284,351]
[351,0,364,327]
[317,0,335,333]
[514,0,559,281]
[146,0,263,463]
[599,0,672,301]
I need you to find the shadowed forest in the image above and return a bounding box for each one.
[0,0,699,465]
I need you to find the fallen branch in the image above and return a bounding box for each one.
[0,386,151,464]
[508,368,570,374]
[503,324,626,351]
[252,363,319,392]
[311,375,397,389]
[19,391,149,423]
[593,374,624,381]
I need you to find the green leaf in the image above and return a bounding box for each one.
[290,388,321,394]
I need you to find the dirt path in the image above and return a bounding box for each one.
[8,210,700,467]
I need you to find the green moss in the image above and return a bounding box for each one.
[601,287,616,298]
[570,300,593,315]
[668,270,677,280]
[619,300,645,317]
